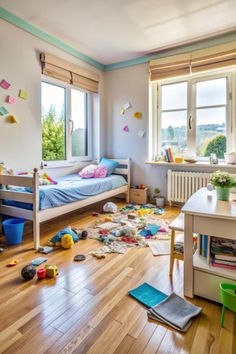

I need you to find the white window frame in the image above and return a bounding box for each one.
[153,69,235,161]
[41,76,92,167]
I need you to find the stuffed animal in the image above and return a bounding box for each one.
[61,234,74,249]
[48,227,79,247]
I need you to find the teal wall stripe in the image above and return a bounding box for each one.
[0,7,105,71]
[1,7,236,73]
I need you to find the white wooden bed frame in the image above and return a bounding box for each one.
[0,158,131,250]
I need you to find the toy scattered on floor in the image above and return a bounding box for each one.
[0,247,4,252]
[61,234,74,249]
[21,264,36,280]
[7,259,18,267]
[91,251,106,259]
[139,224,161,237]
[37,268,47,279]
[45,265,58,278]
[48,227,79,247]
[103,202,118,213]
[128,213,136,220]
[92,212,100,216]
[104,216,113,222]
[74,254,86,261]
[99,229,109,235]
[154,208,164,215]
[38,246,53,254]
[80,230,88,240]
[31,257,48,266]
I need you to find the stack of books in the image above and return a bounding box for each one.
[198,234,209,258]
[211,237,236,270]
[165,148,173,162]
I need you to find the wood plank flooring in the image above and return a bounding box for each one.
[0,200,235,354]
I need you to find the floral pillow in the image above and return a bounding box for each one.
[79,164,108,179]
[79,164,97,178]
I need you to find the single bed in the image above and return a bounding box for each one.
[0,158,131,249]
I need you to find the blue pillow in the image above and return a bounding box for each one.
[99,157,119,176]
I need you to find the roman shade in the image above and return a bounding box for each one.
[149,41,236,81]
[40,52,99,93]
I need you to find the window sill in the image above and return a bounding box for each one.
[146,161,236,169]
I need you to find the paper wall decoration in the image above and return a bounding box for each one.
[0,106,9,115]
[138,129,145,138]
[7,95,17,104]
[7,114,18,124]
[134,112,142,119]
[123,125,129,132]
[120,108,125,115]
[0,79,11,90]
[123,102,131,110]
[19,89,28,100]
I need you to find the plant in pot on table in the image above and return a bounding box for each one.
[153,188,165,207]
[210,170,236,201]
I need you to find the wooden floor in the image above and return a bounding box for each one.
[0,200,235,354]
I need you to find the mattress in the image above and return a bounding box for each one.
[4,174,127,211]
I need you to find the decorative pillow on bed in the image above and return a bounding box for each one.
[79,164,98,178]
[93,166,107,178]
[98,158,119,176]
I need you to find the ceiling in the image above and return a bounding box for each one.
[1,0,236,65]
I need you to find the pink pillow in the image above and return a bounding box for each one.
[94,166,107,178]
[79,164,97,178]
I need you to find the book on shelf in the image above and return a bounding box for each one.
[215,254,236,262]
[213,259,236,266]
[164,148,173,162]
[212,262,236,270]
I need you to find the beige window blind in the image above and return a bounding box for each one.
[149,41,236,81]
[40,52,99,93]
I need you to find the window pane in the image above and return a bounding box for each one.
[161,82,187,110]
[196,78,227,107]
[161,111,187,154]
[41,82,66,161]
[71,89,87,157]
[196,107,226,158]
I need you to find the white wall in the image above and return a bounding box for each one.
[0,20,104,172]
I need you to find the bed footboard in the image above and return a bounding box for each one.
[0,169,40,249]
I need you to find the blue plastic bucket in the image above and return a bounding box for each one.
[2,218,25,245]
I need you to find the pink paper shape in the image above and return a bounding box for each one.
[7,95,16,104]
[0,79,11,90]
[123,125,129,132]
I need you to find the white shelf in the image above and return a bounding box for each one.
[193,252,236,281]
[146,161,236,169]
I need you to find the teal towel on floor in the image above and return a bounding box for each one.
[128,282,168,308]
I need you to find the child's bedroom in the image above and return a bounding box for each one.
[0,1,236,353]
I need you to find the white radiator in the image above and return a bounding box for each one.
[167,170,212,204]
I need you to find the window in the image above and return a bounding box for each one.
[41,80,89,163]
[156,73,232,160]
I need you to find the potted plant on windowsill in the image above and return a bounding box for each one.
[210,170,236,201]
[153,188,165,207]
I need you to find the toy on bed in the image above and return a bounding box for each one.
[48,227,79,248]
[18,171,58,185]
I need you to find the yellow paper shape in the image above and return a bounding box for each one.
[134,112,142,119]
[7,114,18,124]
[19,89,28,100]
[120,108,125,115]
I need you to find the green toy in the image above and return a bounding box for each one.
[220,282,236,327]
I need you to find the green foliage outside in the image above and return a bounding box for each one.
[42,105,66,161]
[204,134,226,159]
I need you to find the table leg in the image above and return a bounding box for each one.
[184,214,194,298]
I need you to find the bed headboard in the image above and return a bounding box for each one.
[94,158,131,185]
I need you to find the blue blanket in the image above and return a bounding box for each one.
[4,174,127,210]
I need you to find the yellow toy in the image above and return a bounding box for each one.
[137,209,153,217]
[104,217,113,222]
[45,265,58,278]
[61,234,74,249]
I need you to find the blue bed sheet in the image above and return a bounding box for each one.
[4,174,127,211]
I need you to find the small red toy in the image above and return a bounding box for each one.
[99,229,109,235]
[37,268,47,279]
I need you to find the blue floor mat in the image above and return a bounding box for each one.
[128,282,168,308]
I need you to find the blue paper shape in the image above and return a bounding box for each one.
[129,282,168,308]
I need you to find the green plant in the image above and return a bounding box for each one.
[42,105,65,161]
[153,188,160,197]
[210,170,236,188]
[204,135,226,159]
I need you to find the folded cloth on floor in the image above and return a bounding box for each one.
[129,282,168,308]
[147,293,202,332]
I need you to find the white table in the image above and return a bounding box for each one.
[182,187,236,302]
